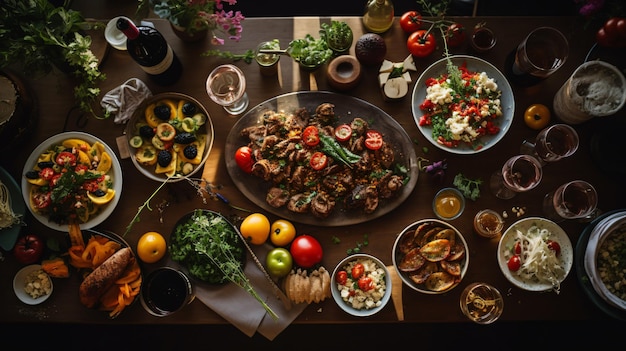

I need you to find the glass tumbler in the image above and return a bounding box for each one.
[521,124,579,164]
[206,64,249,116]
[542,180,599,222]
[512,27,569,79]
[460,282,504,324]
[489,154,543,199]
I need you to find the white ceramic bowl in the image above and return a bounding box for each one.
[331,253,391,317]
[392,219,469,294]
[584,211,626,311]
[21,131,123,231]
[498,217,573,292]
[125,92,214,183]
[13,264,53,305]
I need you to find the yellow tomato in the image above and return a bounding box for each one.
[137,231,167,264]
[240,213,270,245]
[524,104,551,130]
[270,219,296,247]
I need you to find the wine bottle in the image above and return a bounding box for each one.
[116,18,183,86]
[363,0,394,34]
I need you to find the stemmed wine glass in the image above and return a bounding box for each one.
[206,64,249,116]
[489,154,543,199]
[542,180,599,223]
[520,124,579,165]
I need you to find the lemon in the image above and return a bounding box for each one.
[88,188,115,205]
[137,231,167,263]
[96,151,112,173]
[240,213,270,245]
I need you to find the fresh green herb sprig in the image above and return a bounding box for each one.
[201,49,256,63]
[453,173,482,201]
[347,234,369,255]
[286,34,333,68]
[123,176,172,237]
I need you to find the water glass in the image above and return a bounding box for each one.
[206,64,249,116]
[542,180,599,222]
[520,124,579,164]
[140,267,194,317]
[489,154,543,199]
[511,27,569,79]
[459,282,504,324]
[255,40,281,76]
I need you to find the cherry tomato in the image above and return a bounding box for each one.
[336,270,348,285]
[364,129,383,150]
[547,240,561,256]
[407,29,436,58]
[507,255,521,272]
[38,167,55,180]
[302,125,320,147]
[604,17,620,39]
[445,23,466,47]
[334,124,352,142]
[400,11,422,33]
[617,18,626,38]
[289,234,323,268]
[514,241,522,255]
[351,263,365,279]
[55,151,77,167]
[309,151,328,170]
[358,276,374,291]
[32,191,51,209]
[234,146,254,173]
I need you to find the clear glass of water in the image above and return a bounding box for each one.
[206,64,249,116]
[489,154,543,199]
[521,124,579,164]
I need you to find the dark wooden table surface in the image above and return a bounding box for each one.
[1,15,625,346]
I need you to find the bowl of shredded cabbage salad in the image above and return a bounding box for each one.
[411,55,514,154]
[498,217,573,293]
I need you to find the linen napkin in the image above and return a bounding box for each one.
[168,243,308,340]
[100,78,152,124]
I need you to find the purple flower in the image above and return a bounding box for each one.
[578,0,605,16]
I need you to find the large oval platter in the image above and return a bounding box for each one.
[225,91,419,226]
[411,55,514,154]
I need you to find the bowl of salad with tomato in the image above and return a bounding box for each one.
[21,132,123,231]
[411,55,514,154]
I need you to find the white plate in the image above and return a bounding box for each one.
[497,217,573,292]
[13,264,53,305]
[331,253,391,317]
[21,131,123,231]
[411,55,515,154]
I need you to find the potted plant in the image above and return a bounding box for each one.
[0,0,107,118]
[136,0,245,44]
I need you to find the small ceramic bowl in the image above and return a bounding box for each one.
[13,264,53,305]
[432,188,465,220]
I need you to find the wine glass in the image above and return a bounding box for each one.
[489,154,543,199]
[520,124,579,165]
[205,64,249,116]
[542,180,599,223]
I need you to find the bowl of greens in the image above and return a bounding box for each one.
[287,34,333,70]
[169,209,246,284]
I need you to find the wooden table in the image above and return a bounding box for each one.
[1,15,624,342]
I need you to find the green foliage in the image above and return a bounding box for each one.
[453,173,482,201]
[201,49,255,63]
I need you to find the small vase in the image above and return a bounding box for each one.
[169,22,209,42]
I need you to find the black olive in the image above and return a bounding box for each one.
[183,144,198,159]
[139,125,156,138]
[91,189,106,197]
[154,104,171,120]
[174,132,196,144]
[181,102,197,116]
[157,150,172,167]
[25,170,40,179]
[37,161,54,169]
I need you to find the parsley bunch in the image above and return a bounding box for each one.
[453,173,482,201]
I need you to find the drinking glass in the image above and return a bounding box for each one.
[520,124,579,164]
[206,64,249,116]
[489,155,543,199]
[460,282,504,324]
[542,180,599,223]
[508,27,569,85]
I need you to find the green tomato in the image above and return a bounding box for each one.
[266,247,293,278]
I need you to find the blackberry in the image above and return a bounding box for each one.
[183,144,198,159]
[157,150,172,167]
[154,104,171,120]
[139,125,156,138]
[181,102,197,116]
[174,132,196,144]
[91,189,106,197]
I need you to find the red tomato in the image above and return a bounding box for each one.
[55,151,77,167]
[514,241,522,255]
[334,124,352,142]
[617,18,626,38]
[336,270,348,285]
[309,151,328,170]
[407,29,436,58]
[604,17,620,39]
[234,146,254,173]
[302,125,320,147]
[351,263,365,279]
[38,167,55,180]
[364,129,383,150]
[400,11,422,33]
[289,234,323,268]
[358,276,374,291]
[547,240,561,256]
[13,234,45,265]
[32,191,51,210]
[507,255,521,272]
[445,23,466,47]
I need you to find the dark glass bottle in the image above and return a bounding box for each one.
[116,18,182,86]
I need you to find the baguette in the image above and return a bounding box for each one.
[79,247,132,308]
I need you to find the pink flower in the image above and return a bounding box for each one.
[578,0,605,16]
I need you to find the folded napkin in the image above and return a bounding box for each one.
[100,78,152,124]
[168,243,308,341]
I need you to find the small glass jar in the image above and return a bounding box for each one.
[470,24,497,52]
[432,188,465,220]
[473,209,504,238]
[254,40,281,76]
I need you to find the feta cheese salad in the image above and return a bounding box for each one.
[417,60,503,150]
[335,257,387,310]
